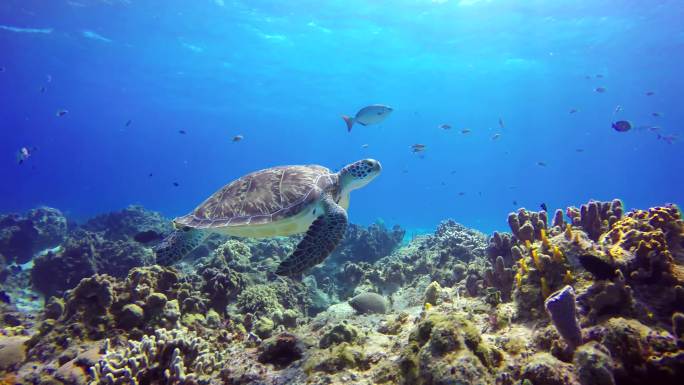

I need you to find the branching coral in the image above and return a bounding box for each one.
[89,327,226,385]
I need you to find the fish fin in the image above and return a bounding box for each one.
[342,115,354,132]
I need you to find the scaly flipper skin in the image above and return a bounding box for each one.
[154,227,207,265]
[276,195,348,277]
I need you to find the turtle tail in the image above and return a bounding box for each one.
[154,227,207,265]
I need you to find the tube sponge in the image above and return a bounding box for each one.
[544,285,582,348]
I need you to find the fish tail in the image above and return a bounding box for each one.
[342,115,354,132]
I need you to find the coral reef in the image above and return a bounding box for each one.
[3,200,684,385]
[89,327,229,384]
[31,230,154,297]
[567,200,623,241]
[0,207,67,264]
[331,222,405,265]
[82,205,172,242]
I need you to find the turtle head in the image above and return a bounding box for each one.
[340,159,382,192]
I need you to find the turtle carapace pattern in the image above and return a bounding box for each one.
[154,159,382,277]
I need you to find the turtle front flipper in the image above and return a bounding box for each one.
[276,195,348,277]
[154,227,207,265]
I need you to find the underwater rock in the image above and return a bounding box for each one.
[349,292,388,314]
[319,322,361,348]
[43,296,65,320]
[27,207,68,250]
[0,207,67,264]
[117,303,144,329]
[423,281,442,306]
[573,342,616,385]
[545,285,582,348]
[236,284,284,316]
[244,236,297,264]
[350,220,487,298]
[399,312,498,385]
[578,270,635,323]
[280,308,299,328]
[254,316,275,339]
[212,239,252,270]
[306,342,369,373]
[258,332,306,368]
[67,274,116,315]
[377,312,409,335]
[331,222,405,264]
[303,276,331,315]
[198,253,247,314]
[82,205,171,242]
[31,229,154,297]
[522,352,579,385]
[0,336,28,371]
[578,252,616,280]
[596,317,684,385]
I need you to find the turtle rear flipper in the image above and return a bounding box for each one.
[154,227,207,265]
[276,195,348,277]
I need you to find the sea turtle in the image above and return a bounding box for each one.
[154,159,382,276]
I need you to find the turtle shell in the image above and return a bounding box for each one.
[174,165,338,229]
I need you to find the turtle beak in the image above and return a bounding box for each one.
[365,159,382,174]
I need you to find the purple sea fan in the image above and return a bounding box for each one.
[544,285,582,348]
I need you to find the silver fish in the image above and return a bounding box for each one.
[342,104,393,132]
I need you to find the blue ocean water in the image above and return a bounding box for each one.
[1,0,682,234]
